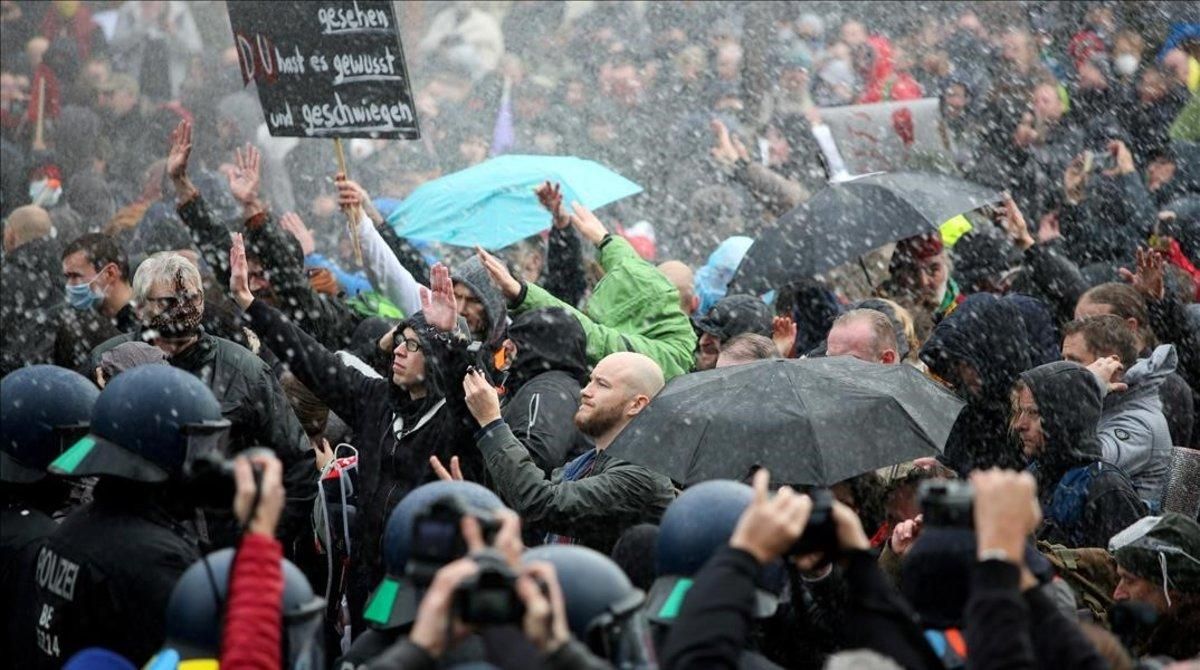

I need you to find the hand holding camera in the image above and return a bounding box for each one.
[232,451,284,537]
[729,469,813,565]
[971,469,1042,563]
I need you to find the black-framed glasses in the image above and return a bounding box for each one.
[395,337,423,353]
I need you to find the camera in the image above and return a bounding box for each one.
[786,488,837,556]
[453,550,525,625]
[918,479,975,528]
[182,440,269,510]
[407,495,502,587]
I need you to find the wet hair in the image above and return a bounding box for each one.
[719,333,779,363]
[831,308,899,358]
[132,252,201,304]
[62,232,130,281]
[1062,315,1139,369]
[1079,283,1157,348]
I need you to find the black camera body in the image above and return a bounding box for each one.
[454,550,525,625]
[786,488,837,556]
[919,479,975,528]
[408,495,502,587]
[182,446,270,509]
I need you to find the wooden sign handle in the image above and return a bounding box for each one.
[334,138,364,266]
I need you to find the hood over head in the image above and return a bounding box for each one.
[506,307,588,390]
[451,255,508,348]
[921,293,1034,402]
[1019,361,1104,481]
[1117,343,1178,402]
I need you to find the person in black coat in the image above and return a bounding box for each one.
[1015,360,1147,548]
[233,236,483,637]
[659,470,942,670]
[499,307,591,476]
[920,294,1035,476]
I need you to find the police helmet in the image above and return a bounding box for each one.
[363,480,504,630]
[1,365,97,483]
[49,365,230,483]
[155,548,325,668]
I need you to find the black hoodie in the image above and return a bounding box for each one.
[501,308,591,475]
[920,294,1031,475]
[1020,361,1146,548]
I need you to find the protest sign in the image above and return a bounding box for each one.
[227,0,420,139]
[818,98,951,175]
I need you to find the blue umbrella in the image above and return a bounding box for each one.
[386,155,643,250]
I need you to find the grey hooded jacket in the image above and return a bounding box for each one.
[1098,344,1176,505]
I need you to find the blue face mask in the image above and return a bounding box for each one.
[65,277,105,311]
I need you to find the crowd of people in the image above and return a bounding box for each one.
[2,1,1200,669]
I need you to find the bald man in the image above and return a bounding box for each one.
[658,260,700,316]
[3,205,52,252]
[826,309,899,364]
[459,352,676,551]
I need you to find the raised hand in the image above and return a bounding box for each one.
[1104,140,1136,177]
[229,144,262,206]
[1087,355,1128,394]
[568,201,609,246]
[429,455,464,481]
[229,232,254,310]
[710,118,749,166]
[232,452,285,537]
[772,315,797,358]
[1118,246,1165,301]
[1037,210,1061,244]
[421,263,457,332]
[998,192,1034,251]
[890,514,923,557]
[476,246,522,300]
[1063,153,1089,204]
[535,181,570,229]
[462,368,502,426]
[971,469,1042,574]
[167,119,192,181]
[729,469,812,565]
[279,212,316,256]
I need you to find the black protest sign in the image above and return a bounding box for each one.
[227,1,420,139]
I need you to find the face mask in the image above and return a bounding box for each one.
[29,179,62,208]
[65,281,105,311]
[147,300,203,339]
[1114,54,1139,77]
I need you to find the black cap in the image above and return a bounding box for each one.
[692,295,773,343]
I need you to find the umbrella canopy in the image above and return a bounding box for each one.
[386,155,642,250]
[731,171,1000,295]
[605,356,965,487]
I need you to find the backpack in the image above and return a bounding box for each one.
[1037,541,1119,623]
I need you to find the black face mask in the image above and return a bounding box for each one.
[147,301,204,339]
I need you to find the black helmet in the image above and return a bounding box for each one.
[647,480,782,624]
[49,365,229,482]
[155,548,325,668]
[1,365,97,483]
[363,480,504,630]
[523,545,651,663]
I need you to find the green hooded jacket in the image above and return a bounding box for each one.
[514,235,697,380]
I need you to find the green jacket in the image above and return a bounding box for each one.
[1169,93,1199,142]
[477,420,676,553]
[514,235,696,380]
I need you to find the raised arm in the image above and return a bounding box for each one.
[338,176,425,317]
[535,181,587,306]
[169,120,233,290]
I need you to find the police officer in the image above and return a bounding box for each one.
[29,365,231,667]
[1,366,98,668]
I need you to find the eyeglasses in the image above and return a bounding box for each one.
[143,291,201,311]
[395,337,423,353]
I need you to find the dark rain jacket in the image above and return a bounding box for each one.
[1021,361,1147,549]
[501,308,591,476]
[177,193,360,350]
[89,329,315,538]
[475,420,675,554]
[1147,293,1200,448]
[920,294,1033,475]
[28,481,201,668]
[964,560,1107,670]
[243,299,483,629]
[2,503,57,669]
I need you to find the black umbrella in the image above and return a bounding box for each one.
[730,172,1000,295]
[604,357,965,487]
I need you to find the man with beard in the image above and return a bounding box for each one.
[882,233,962,321]
[88,251,314,542]
[457,351,677,553]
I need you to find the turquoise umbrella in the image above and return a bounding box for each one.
[386,155,643,250]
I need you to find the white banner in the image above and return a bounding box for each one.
[817,98,953,175]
